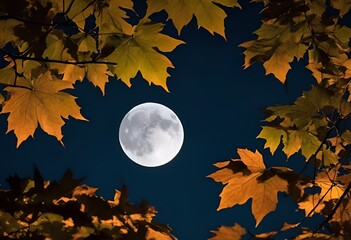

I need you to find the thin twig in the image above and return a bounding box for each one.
[314,182,351,234]
[0,49,116,65]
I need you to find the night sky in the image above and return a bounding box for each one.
[0,2,316,239]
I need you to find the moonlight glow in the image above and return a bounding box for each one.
[119,103,184,167]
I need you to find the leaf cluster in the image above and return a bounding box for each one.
[209,0,351,239]
[0,0,242,146]
[208,149,351,239]
[0,168,176,239]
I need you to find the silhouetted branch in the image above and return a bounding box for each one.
[0,49,116,66]
[314,182,351,234]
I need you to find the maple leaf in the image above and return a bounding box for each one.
[0,19,22,48]
[1,71,87,147]
[316,147,339,166]
[63,65,86,83]
[62,63,111,95]
[107,20,184,91]
[330,0,351,16]
[0,168,177,239]
[240,19,310,83]
[95,0,133,34]
[86,64,111,95]
[263,40,301,83]
[52,0,95,30]
[257,86,351,160]
[42,31,73,74]
[146,0,240,38]
[257,126,286,155]
[208,149,290,226]
[331,196,351,224]
[94,0,134,48]
[298,194,325,216]
[209,224,246,240]
[315,171,344,201]
[0,58,15,85]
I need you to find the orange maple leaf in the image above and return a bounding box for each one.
[1,71,87,147]
[209,224,246,240]
[208,149,290,226]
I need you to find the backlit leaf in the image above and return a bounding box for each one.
[146,0,240,37]
[209,149,290,226]
[330,0,351,16]
[94,0,134,47]
[107,20,184,91]
[86,64,111,95]
[209,224,246,240]
[257,126,286,155]
[0,19,22,48]
[1,71,87,147]
[315,171,343,201]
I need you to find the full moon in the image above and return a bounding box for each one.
[119,102,184,167]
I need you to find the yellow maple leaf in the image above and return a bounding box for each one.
[95,0,133,34]
[63,65,86,83]
[0,19,22,48]
[208,149,290,226]
[86,64,111,95]
[63,63,111,95]
[95,0,134,47]
[263,41,299,83]
[209,224,246,240]
[107,20,184,91]
[1,71,87,147]
[147,0,240,37]
[52,0,95,30]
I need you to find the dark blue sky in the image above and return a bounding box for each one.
[0,2,316,239]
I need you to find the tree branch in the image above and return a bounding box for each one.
[0,49,116,66]
[314,182,351,234]
[0,83,32,91]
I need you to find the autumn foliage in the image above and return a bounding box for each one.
[0,168,176,239]
[1,0,351,239]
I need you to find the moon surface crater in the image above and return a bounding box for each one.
[119,103,184,167]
